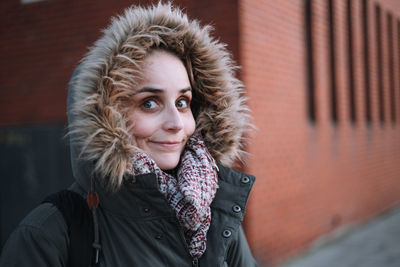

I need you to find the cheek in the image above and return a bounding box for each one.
[128,113,156,139]
[184,113,196,136]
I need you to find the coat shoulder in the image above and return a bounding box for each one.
[217,165,256,186]
[0,203,69,267]
[19,203,66,229]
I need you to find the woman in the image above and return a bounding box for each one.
[0,3,256,266]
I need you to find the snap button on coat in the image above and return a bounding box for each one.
[155,234,163,240]
[232,205,241,213]
[240,176,250,184]
[222,230,232,238]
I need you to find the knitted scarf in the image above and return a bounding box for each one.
[130,133,219,258]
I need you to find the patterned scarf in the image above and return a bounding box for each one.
[130,133,219,258]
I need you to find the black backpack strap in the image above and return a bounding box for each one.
[43,190,96,267]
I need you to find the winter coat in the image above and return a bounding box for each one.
[0,166,256,267]
[0,3,256,267]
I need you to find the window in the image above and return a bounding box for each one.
[375,5,385,123]
[347,0,356,123]
[362,0,372,123]
[305,0,316,123]
[328,0,338,123]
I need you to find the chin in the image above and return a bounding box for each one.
[155,156,180,171]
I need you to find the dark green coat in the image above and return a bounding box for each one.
[0,166,256,266]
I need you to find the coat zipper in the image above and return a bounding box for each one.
[177,225,199,267]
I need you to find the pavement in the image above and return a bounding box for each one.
[279,205,400,267]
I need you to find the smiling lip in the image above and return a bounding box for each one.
[150,141,182,149]
[152,141,181,144]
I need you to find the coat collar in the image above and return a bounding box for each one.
[71,165,255,221]
[211,165,255,222]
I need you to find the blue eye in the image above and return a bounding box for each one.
[141,99,158,110]
[176,99,189,109]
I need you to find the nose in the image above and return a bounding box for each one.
[162,105,184,131]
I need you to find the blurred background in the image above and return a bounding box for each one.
[1,0,400,266]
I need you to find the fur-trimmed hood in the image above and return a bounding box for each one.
[67,2,251,191]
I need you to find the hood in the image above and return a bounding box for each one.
[67,2,251,191]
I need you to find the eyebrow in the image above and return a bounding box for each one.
[137,86,192,94]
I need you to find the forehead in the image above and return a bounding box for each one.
[138,50,191,89]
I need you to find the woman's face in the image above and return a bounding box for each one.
[127,50,196,170]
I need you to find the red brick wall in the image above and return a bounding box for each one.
[240,0,400,265]
[0,0,239,126]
